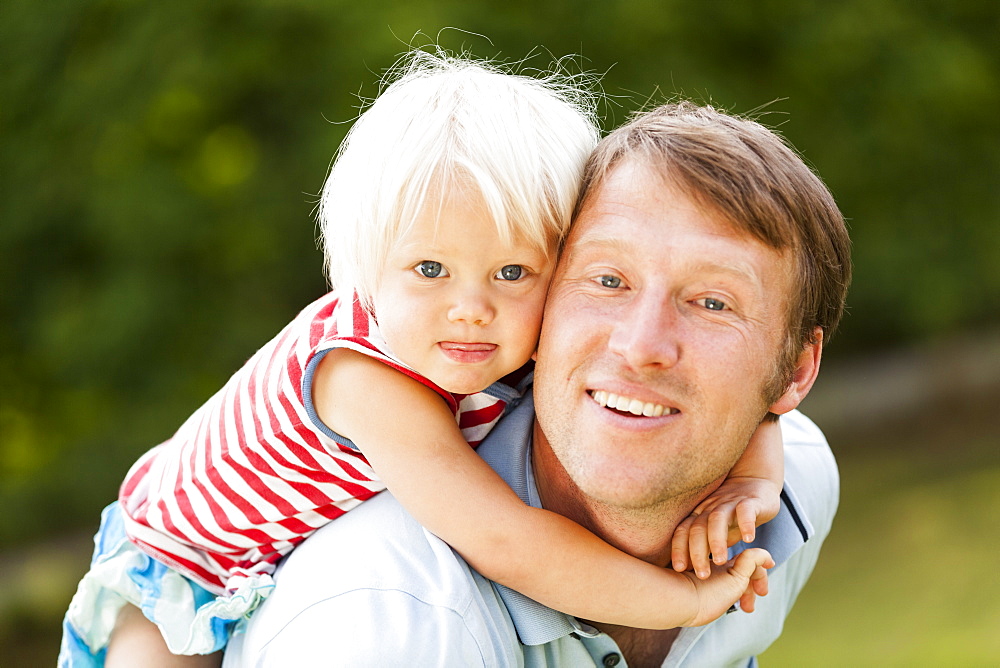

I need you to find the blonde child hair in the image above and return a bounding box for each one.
[317,49,600,309]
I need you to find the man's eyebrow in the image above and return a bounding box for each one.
[565,236,765,289]
[688,259,762,284]
[562,234,635,260]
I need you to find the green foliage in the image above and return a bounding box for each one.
[1,0,998,547]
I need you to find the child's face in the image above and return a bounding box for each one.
[373,188,554,395]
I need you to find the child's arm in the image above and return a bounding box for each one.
[313,350,774,629]
[670,419,784,579]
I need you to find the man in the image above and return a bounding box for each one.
[223,102,851,667]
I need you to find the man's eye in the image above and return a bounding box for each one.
[416,261,446,278]
[701,297,727,311]
[597,275,622,289]
[496,265,524,281]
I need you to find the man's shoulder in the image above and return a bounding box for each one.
[225,492,521,666]
[779,409,839,537]
[779,409,832,449]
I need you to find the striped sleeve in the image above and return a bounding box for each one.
[119,290,512,593]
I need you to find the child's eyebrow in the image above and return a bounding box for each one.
[390,237,452,257]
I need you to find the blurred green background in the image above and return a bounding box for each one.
[2,0,998,665]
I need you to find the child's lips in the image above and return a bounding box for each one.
[438,342,498,363]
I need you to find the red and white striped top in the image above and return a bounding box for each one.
[119,290,512,595]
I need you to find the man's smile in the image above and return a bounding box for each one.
[588,389,679,417]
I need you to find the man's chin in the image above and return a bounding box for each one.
[571,466,685,513]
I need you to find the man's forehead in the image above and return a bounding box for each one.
[570,162,765,251]
[560,163,794,297]
[575,159,727,228]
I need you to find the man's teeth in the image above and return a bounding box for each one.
[590,390,672,417]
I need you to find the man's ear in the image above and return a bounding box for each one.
[769,327,824,416]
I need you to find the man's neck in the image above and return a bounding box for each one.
[598,626,681,668]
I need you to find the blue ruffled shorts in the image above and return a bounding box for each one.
[58,502,274,667]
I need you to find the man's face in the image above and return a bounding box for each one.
[532,160,796,511]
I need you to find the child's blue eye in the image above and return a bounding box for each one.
[496,265,524,281]
[416,261,445,278]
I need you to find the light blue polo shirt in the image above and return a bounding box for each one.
[224,391,838,667]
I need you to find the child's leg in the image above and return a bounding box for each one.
[105,605,222,668]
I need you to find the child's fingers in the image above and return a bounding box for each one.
[688,550,773,626]
[707,507,733,566]
[741,564,771,612]
[750,564,770,597]
[735,499,760,544]
[670,515,694,572]
[730,550,773,614]
[728,547,773,579]
[687,517,712,579]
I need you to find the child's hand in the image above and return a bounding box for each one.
[670,477,781,579]
[683,547,775,626]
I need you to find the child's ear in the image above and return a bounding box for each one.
[768,328,823,416]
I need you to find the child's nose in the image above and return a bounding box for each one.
[447,288,495,327]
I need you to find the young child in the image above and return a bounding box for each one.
[60,50,783,666]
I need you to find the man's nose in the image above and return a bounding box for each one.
[447,285,496,327]
[607,294,681,369]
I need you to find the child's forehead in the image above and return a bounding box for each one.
[415,171,494,213]
[395,200,544,255]
[401,182,532,234]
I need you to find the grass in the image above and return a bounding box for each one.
[762,390,1000,666]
